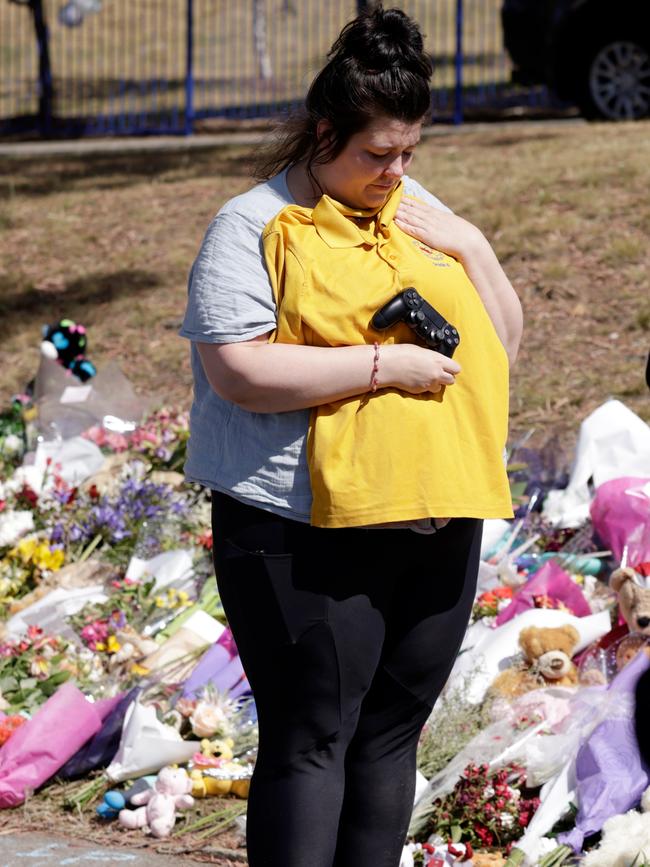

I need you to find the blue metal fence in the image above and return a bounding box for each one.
[0,0,552,138]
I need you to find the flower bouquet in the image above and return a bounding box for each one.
[418,762,540,854]
[0,625,75,713]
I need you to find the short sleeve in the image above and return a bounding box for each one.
[402,176,454,214]
[179,209,277,344]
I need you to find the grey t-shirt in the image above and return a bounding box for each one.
[179,169,450,521]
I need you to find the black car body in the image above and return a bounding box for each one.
[502,0,650,119]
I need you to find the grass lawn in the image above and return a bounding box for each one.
[1,119,649,466]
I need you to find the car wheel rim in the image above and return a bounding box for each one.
[589,40,650,119]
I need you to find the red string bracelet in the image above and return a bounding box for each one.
[370,342,380,392]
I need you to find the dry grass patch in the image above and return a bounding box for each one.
[1,120,648,463]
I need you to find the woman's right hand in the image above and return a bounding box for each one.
[198,339,461,413]
[380,343,461,394]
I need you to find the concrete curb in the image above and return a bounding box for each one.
[0,118,586,159]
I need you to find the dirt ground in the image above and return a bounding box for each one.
[0,118,649,860]
[1,119,648,465]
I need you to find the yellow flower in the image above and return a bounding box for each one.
[30,656,50,677]
[95,642,106,652]
[154,596,167,608]
[33,544,65,572]
[130,663,150,676]
[106,635,121,654]
[11,538,38,564]
[177,590,190,605]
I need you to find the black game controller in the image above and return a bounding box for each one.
[371,288,460,357]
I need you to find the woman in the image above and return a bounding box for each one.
[180,6,522,866]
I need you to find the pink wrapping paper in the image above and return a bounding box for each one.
[495,560,592,626]
[590,476,650,566]
[0,682,105,808]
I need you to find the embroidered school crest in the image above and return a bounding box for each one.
[412,239,452,267]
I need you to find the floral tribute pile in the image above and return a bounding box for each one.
[403,399,650,867]
[1,336,650,866]
[0,363,255,843]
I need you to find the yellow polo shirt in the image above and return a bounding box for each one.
[263,183,513,527]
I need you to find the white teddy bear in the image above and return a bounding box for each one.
[118,765,194,838]
[581,785,650,867]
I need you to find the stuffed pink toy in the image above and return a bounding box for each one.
[118,766,194,838]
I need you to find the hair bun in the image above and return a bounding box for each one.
[330,5,426,73]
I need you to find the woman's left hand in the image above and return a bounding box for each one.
[394,195,524,367]
[394,196,483,262]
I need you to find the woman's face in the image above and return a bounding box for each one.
[315,116,422,210]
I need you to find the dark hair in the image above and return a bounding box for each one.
[254,5,433,181]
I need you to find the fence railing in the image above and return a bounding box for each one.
[0,0,552,138]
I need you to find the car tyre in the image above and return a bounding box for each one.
[576,36,650,120]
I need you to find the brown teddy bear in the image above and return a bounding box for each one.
[489,624,580,699]
[610,567,650,636]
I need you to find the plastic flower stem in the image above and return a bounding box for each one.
[78,533,103,563]
[173,803,245,837]
[193,805,247,840]
[538,846,575,867]
[503,848,525,867]
[62,775,108,812]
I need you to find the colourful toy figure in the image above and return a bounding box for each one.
[118,766,194,838]
[96,790,126,820]
[41,319,96,382]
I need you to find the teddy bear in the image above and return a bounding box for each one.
[188,737,251,799]
[190,738,250,798]
[118,765,194,838]
[489,624,580,699]
[610,566,650,636]
[189,769,250,799]
[192,737,235,769]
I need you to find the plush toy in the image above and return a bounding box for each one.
[118,765,194,838]
[611,567,650,636]
[192,737,235,769]
[489,624,580,699]
[581,784,650,867]
[189,738,250,799]
[96,790,126,820]
[189,769,250,799]
[41,318,96,382]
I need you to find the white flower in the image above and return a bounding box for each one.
[1,434,23,457]
[483,785,496,799]
[0,510,35,547]
[190,700,233,738]
[5,465,43,496]
[499,812,515,828]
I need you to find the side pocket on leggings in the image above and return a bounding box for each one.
[222,539,329,646]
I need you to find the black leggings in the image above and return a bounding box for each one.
[211,492,482,867]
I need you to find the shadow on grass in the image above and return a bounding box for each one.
[0,147,253,197]
[0,268,162,337]
[476,130,567,148]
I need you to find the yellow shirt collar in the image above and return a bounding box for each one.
[312,182,403,248]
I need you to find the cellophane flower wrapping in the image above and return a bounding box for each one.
[494,560,592,626]
[0,681,108,807]
[590,476,650,567]
[558,648,650,851]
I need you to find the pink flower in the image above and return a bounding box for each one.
[175,697,197,718]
